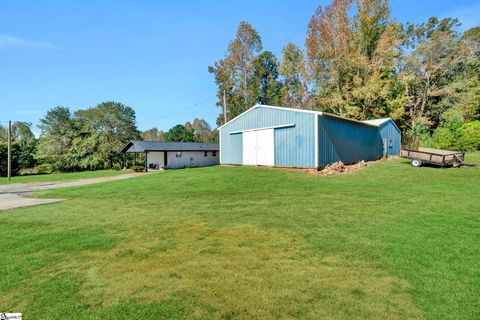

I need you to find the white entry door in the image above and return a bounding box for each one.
[242,130,257,165]
[256,129,274,165]
[242,128,274,166]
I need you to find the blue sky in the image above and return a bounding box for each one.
[0,0,479,134]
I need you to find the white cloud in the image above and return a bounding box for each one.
[0,34,60,49]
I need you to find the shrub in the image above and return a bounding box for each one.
[35,164,53,174]
[430,110,464,150]
[112,163,122,170]
[409,120,433,149]
[460,121,480,151]
[131,165,144,172]
[432,127,458,150]
[18,168,39,175]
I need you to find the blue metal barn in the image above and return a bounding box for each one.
[363,118,402,157]
[218,105,401,168]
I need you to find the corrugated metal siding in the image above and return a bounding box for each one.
[220,132,243,164]
[318,114,383,167]
[219,107,315,167]
[378,121,401,156]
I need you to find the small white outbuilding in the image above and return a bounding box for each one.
[121,141,219,170]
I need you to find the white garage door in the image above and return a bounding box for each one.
[242,128,274,166]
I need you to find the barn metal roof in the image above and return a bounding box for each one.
[217,104,382,130]
[362,118,391,126]
[121,140,219,153]
[362,118,401,133]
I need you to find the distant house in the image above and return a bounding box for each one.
[218,104,401,168]
[121,141,219,170]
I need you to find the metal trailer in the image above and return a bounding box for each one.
[400,147,465,167]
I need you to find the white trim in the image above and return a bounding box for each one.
[363,118,390,126]
[217,104,322,130]
[229,123,295,134]
[314,114,318,168]
[217,105,258,131]
[362,117,401,133]
[322,112,378,128]
[256,104,323,115]
[219,127,222,164]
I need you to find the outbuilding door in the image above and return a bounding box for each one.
[242,128,274,166]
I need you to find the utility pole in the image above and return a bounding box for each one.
[223,90,227,124]
[7,120,11,181]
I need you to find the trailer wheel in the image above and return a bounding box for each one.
[411,159,422,167]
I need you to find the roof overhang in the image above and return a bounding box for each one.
[362,118,401,134]
[121,141,145,153]
[121,140,219,153]
[217,104,323,131]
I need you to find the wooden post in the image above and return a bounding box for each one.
[144,152,148,172]
[7,120,11,181]
[223,90,227,124]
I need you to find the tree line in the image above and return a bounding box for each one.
[0,102,216,176]
[141,118,217,143]
[209,0,480,150]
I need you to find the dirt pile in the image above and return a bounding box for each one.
[319,160,367,175]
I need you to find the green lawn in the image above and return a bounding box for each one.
[1,154,479,319]
[0,170,128,185]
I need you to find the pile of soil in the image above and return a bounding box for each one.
[278,156,396,175]
[318,160,367,175]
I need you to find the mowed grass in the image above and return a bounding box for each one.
[0,154,479,319]
[0,170,127,185]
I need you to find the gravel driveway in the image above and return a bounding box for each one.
[0,173,145,211]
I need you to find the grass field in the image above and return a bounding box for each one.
[0,170,127,185]
[1,154,479,319]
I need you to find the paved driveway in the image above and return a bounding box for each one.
[0,173,144,211]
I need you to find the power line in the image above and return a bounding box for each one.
[7,121,11,181]
[1,95,218,132]
[146,96,216,123]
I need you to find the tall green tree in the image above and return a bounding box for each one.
[36,106,77,171]
[306,0,401,119]
[228,21,263,110]
[251,51,282,106]
[72,101,139,169]
[208,58,235,126]
[12,122,37,170]
[209,21,263,125]
[0,122,36,176]
[399,17,466,128]
[0,121,35,143]
[279,42,309,108]
[141,127,166,141]
[446,26,480,122]
[164,124,194,142]
[190,118,214,143]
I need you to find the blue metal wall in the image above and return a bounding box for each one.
[318,114,383,167]
[220,106,396,168]
[378,120,401,156]
[219,106,316,167]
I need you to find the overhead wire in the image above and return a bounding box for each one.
[141,95,216,126]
